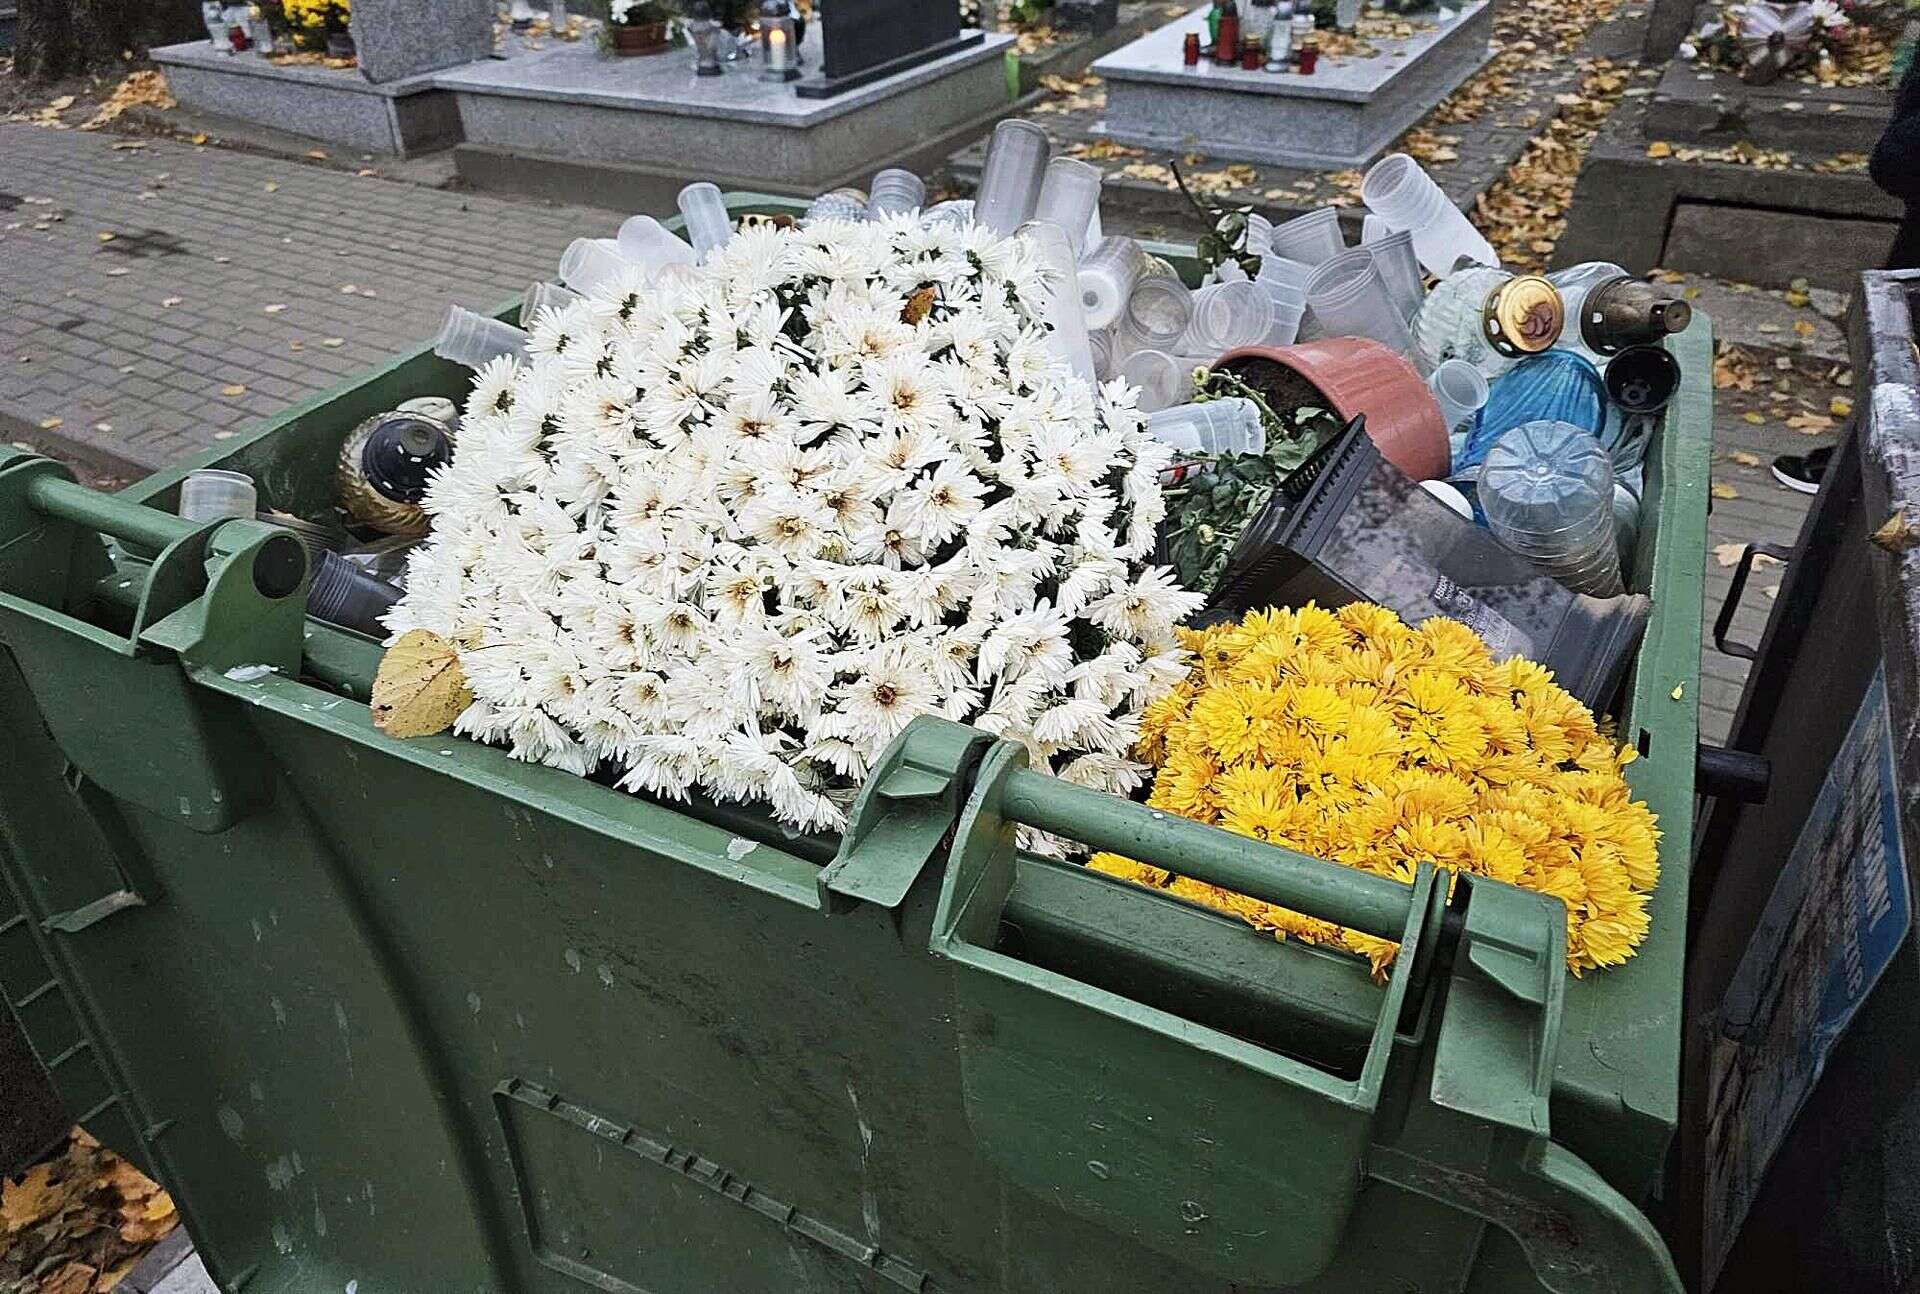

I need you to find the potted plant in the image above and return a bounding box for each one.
[604,0,678,53]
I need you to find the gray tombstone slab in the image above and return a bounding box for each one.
[351,0,497,84]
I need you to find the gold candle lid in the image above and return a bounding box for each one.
[1483,275,1565,357]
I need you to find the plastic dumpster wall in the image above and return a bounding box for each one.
[0,200,1709,1294]
[1680,269,1920,1292]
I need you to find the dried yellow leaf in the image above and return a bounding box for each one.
[372,629,474,739]
[1741,412,1766,425]
[1646,141,1674,158]
[1711,482,1740,499]
[1872,512,1920,554]
[1728,451,1763,467]
[901,286,937,325]
[220,384,247,397]
[1831,396,1854,418]
[1793,319,1816,338]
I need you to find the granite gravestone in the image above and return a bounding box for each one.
[351,0,497,84]
[799,0,983,97]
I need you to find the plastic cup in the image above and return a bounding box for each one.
[975,119,1052,237]
[1123,274,1195,349]
[1304,249,1417,360]
[1034,157,1103,259]
[1427,358,1490,433]
[179,469,258,523]
[676,182,733,261]
[867,167,927,217]
[306,552,405,638]
[1361,213,1393,245]
[1090,327,1117,380]
[613,218,696,276]
[522,280,581,326]
[1146,398,1267,457]
[1178,281,1274,356]
[562,237,637,294]
[1017,220,1096,383]
[1078,235,1151,330]
[1119,348,1195,414]
[434,305,530,370]
[1361,153,1500,276]
[1244,212,1274,256]
[1258,253,1315,293]
[1256,280,1307,348]
[1268,207,1346,267]
[1367,228,1426,323]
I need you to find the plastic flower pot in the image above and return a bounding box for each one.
[1212,337,1450,481]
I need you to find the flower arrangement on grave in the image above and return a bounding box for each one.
[1091,603,1659,976]
[388,215,1204,837]
[281,0,348,33]
[1681,0,1883,84]
[603,0,681,53]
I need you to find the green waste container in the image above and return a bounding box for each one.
[0,197,1709,1293]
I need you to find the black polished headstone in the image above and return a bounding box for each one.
[797,0,983,99]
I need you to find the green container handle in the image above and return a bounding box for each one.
[26,473,199,556]
[998,767,1415,942]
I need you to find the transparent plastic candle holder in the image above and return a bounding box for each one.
[1078,236,1152,331]
[1304,249,1417,360]
[676,182,734,262]
[1018,220,1097,383]
[1268,207,1346,267]
[1178,281,1274,356]
[1034,157,1104,259]
[1119,348,1195,413]
[1361,153,1499,276]
[867,168,927,218]
[434,305,531,370]
[1123,273,1196,350]
[612,217,696,277]
[1146,398,1267,457]
[975,119,1051,237]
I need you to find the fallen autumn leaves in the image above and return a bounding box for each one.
[2,1128,179,1293]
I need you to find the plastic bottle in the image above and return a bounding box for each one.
[1477,420,1623,596]
[1361,153,1499,276]
[1412,265,1564,378]
[1459,349,1606,473]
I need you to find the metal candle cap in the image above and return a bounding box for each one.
[1483,275,1565,357]
[1581,276,1692,355]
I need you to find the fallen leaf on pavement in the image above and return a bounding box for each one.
[1763,585,1780,599]
[263,181,280,193]
[306,148,329,160]
[1831,396,1854,418]
[220,384,247,397]
[263,303,287,314]
[160,296,182,308]
[1728,451,1763,467]
[1742,412,1766,425]
[96,232,114,243]
[321,337,345,348]
[1793,320,1816,337]
[190,132,208,145]
[1712,482,1740,499]
[1647,141,1673,158]
[39,417,61,430]
[372,629,474,738]
[1872,512,1920,553]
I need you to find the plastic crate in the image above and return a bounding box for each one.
[0,196,1709,1292]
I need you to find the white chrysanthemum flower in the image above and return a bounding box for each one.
[394,213,1196,830]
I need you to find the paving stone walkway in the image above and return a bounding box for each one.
[0,121,606,471]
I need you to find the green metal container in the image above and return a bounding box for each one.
[0,198,1709,1293]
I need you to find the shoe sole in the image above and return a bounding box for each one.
[1771,464,1819,495]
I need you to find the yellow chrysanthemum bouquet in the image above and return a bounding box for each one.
[1092,602,1658,976]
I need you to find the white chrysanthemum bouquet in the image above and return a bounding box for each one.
[390,213,1204,834]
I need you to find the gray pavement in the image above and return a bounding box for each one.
[0,121,605,471]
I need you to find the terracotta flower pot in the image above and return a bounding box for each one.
[612,21,672,54]
[1214,338,1450,482]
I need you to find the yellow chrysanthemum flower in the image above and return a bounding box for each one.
[1093,603,1659,976]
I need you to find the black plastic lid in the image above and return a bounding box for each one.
[359,413,453,506]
